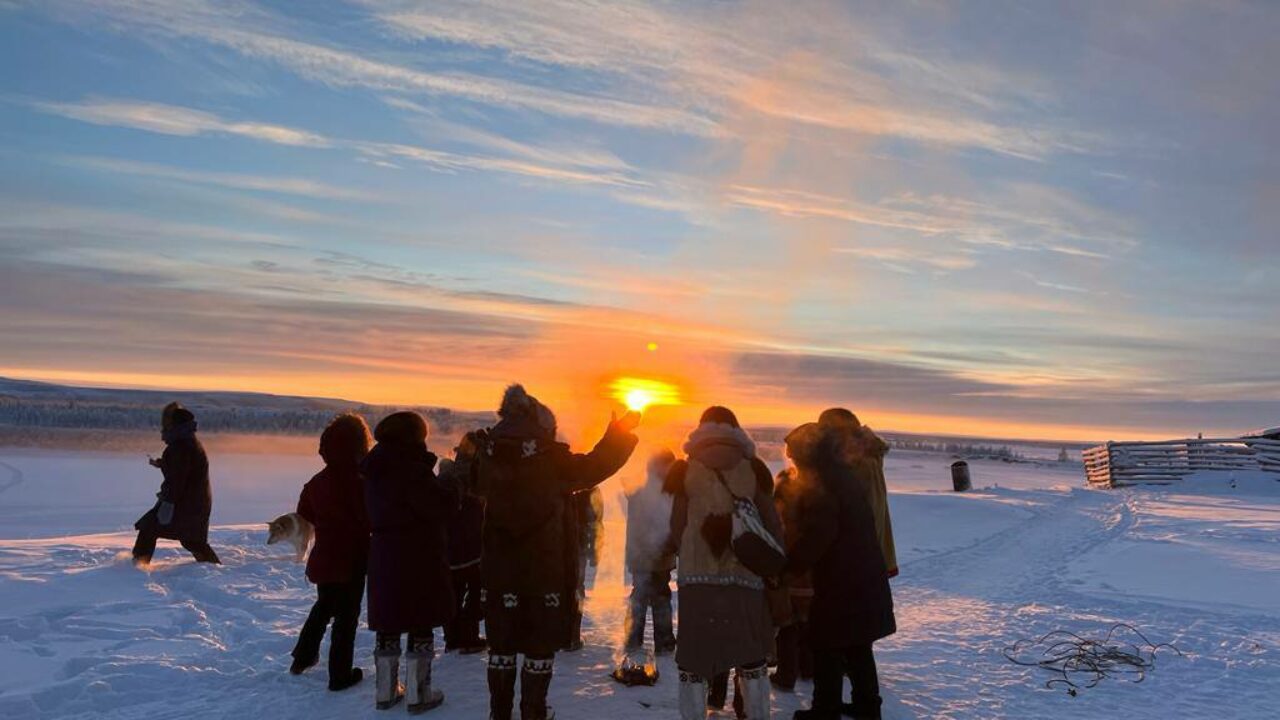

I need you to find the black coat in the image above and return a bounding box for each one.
[784,459,896,649]
[135,431,212,543]
[440,457,484,569]
[362,441,456,633]
[475,419,637,597]
[297,463,369,585]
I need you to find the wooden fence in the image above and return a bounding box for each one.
[1083,436,1280,487]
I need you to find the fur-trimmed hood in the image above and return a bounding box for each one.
[683,422,756,471]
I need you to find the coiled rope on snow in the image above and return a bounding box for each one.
[1003,623,1184,695]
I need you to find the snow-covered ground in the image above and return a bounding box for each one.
[0,447,1276,718]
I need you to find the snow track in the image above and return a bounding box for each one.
[882,486,1279,719]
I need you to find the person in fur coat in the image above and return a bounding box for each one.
[132,402,220,565]
[290,413,372,692]
[475,384,640,720]
[817,409,898,578]
[363,411,457,714]
[787,422,896,720]
[665,406,783,720]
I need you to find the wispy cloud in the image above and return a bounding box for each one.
[36,97,652,191]
[66,156,378,201]
[35,97,329,146]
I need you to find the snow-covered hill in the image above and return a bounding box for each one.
[0,450,1276,719]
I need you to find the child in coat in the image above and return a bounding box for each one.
[291,413,373,692]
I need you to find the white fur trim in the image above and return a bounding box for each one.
[683,422,756,458]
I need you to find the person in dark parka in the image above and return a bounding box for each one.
[787,423,896,720]
[132,402,220,565]
[290,413,372,692]
[440,430,487,654]
[363,411,457,714]
[475,384,640,720]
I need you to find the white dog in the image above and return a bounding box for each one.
[266,513,314,562]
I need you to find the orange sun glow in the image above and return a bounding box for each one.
[610,376,682,412]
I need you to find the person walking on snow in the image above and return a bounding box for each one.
[666,406,782,720]
[363,412,458,714]
[440,431,488,655]
[132,402,220,566]
[290,413,372,692]
[474,384,640,720]
[623,448,678,657]
[787,422,896,720]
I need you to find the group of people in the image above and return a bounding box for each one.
[130,388,898,720]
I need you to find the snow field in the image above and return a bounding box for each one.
[0,448,1276,718]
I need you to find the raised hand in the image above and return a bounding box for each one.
[613,410,642,433]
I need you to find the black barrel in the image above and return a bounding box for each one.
[951,460,971,492]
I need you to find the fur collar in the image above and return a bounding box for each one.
[683,422,756,463]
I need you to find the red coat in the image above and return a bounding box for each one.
[296,463,369,585]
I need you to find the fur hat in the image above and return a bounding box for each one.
[818,407,861,429]
[320,413,373,465]
[161,402,195,430]
[374,411,429,446]
[784,422,824,465]
[698,405,741,428]
[498,384,557,436]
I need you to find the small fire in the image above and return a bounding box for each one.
[610,376,681,413]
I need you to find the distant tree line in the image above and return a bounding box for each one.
[886,437,1025,461]
[0,397,491,437]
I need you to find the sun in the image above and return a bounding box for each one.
[610,376,681,413]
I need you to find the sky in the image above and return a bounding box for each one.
[0,0,1277,442]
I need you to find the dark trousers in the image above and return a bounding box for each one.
[444,563,484,649]
[773,620,815,686]
[132,529,220,564]
[624,569,675,650]
[813,644,881,716]
[293,577,365,685]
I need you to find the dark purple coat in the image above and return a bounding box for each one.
[362,441,457,634]
[134,429,212,543]
[784,455,896,650]
[297,463,369,585]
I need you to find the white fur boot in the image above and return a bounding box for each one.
[738,666,772,719]
[374,650,404,710]
[678,670,708,720]
[405,651,444,714]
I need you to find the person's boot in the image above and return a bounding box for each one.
[796,651,842,720]
[405,649,444,714]
[653,602,677,655]
[519,656,556,720]
[738,666,772,719]
[732,673,746,719]
[797,622,815,682]
[678,670,709,720]
[375,647,404,710]
[290,655,318,675]
[771,624,798,691]
[707,672,729,710]
[793,709,840,720]
[839,696,881,720]
[486,655,517,720]
[329,667,363,692]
